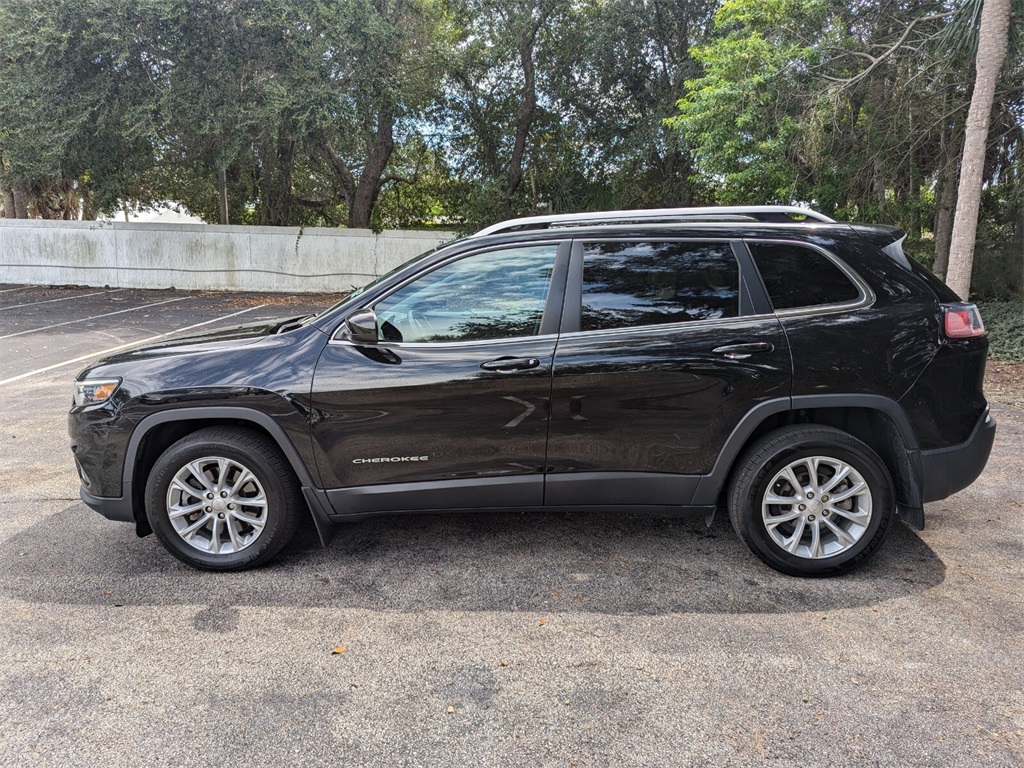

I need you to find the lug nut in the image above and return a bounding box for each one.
[227,503,234,510]
[799,504,806,511]
[207,493,214,500]
[205,506,211,512]
[823,510,830,517]
[808,515,816,521]
[217,512,225,519]
[821,494,829,502]
[807,492,815,499]
[220,491,228,498]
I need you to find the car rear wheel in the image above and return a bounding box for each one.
[145,427,301,571]
[727,426,894,577]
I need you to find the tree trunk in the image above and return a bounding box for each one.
[873,160,886,213]
[217,167,229,225]
[347,116,394,230]
[656,146,694,208]
[1,187,14,218]
[933,164,958,279]
[909,162,921,240]
[12,181,30,219]
[1016,208,1024,296]
[502,35,539,214]
[932,122,960,279]
[80,188,97,221]
[62,183,79,219]
[257,138,296,226]
[498,9,554,219]
[946,0,1012,300]
[311,116,394,230]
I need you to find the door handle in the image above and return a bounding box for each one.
[480,357,541,372]
[711,342,775,360]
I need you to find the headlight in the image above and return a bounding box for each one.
[73,378,122,407]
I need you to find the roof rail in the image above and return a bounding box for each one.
[470,206,835,238]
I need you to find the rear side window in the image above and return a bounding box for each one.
[581,241,739,331]
[748,242,861,310]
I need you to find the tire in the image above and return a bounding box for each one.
[727,425,894,577]
[145,426,302,571]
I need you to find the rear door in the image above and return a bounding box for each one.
[545,237,791,507]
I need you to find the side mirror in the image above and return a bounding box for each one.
[341,309,379,345]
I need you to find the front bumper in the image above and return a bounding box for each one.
[79,483,135,523]
[920,406,996,503]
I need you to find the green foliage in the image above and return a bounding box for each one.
[669,0,1022,293]
[438,0,719,231]
[0,0,1019,300]
[0,0,456,226]
[978,299,1024,361]
[669,0,827,203]
[371,136,457,230]
[0,0,157,212]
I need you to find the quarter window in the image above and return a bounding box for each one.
[373,245,558,343]
[580,241,740,331]
[749,242,861,310]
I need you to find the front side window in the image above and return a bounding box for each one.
[580,241,740,332]
[373,245,558,343]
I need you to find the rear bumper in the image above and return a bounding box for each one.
[80,483,134,523]
[920,407,996,503]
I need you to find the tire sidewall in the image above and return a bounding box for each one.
[737,439,893,576]
[145,437,290,570]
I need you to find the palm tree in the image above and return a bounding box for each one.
[945,0,1014,299]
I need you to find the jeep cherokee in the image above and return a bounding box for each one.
[69,206,996,576]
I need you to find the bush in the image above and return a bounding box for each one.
[978,299,1024,362]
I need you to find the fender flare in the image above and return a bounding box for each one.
[690,394,920,506]
[123,406,335,544]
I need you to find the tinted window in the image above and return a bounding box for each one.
[581,241,739,331]
[373,245,557,343]
[749,242,861,310]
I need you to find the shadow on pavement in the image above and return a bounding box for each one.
[1,503,944,615]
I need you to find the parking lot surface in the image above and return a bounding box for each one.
[1,284,1022,766]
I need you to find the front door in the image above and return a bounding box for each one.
[310,241,569,515]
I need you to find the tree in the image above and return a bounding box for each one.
[136,0,306,226]
[436,0,575,225]
[945,0,1014,299]
[0,0,454,228]
[301,0,454,228]
[545,0,717,210]
[669,0,1022,290]
[670,1,955,214]
[0,0,157,218]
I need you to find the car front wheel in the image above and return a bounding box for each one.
[728,425,894,577]
[145,427,301,571]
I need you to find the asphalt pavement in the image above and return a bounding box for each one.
[1,284,1021,766]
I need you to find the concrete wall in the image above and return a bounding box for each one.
[0,220,456,293]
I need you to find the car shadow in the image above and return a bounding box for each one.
[0,503,944,615]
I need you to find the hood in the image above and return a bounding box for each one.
[79,316,310,373]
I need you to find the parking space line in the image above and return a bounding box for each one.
[0,285,35,294]
[0,288,124,311]
[0,304,268,386]
[0,297,186,340]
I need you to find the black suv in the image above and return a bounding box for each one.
[69,206,995,576]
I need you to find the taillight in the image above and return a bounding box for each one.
[942,303,986,339]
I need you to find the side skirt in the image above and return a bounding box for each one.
[325,503,716,523]
[323,472,709,523]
